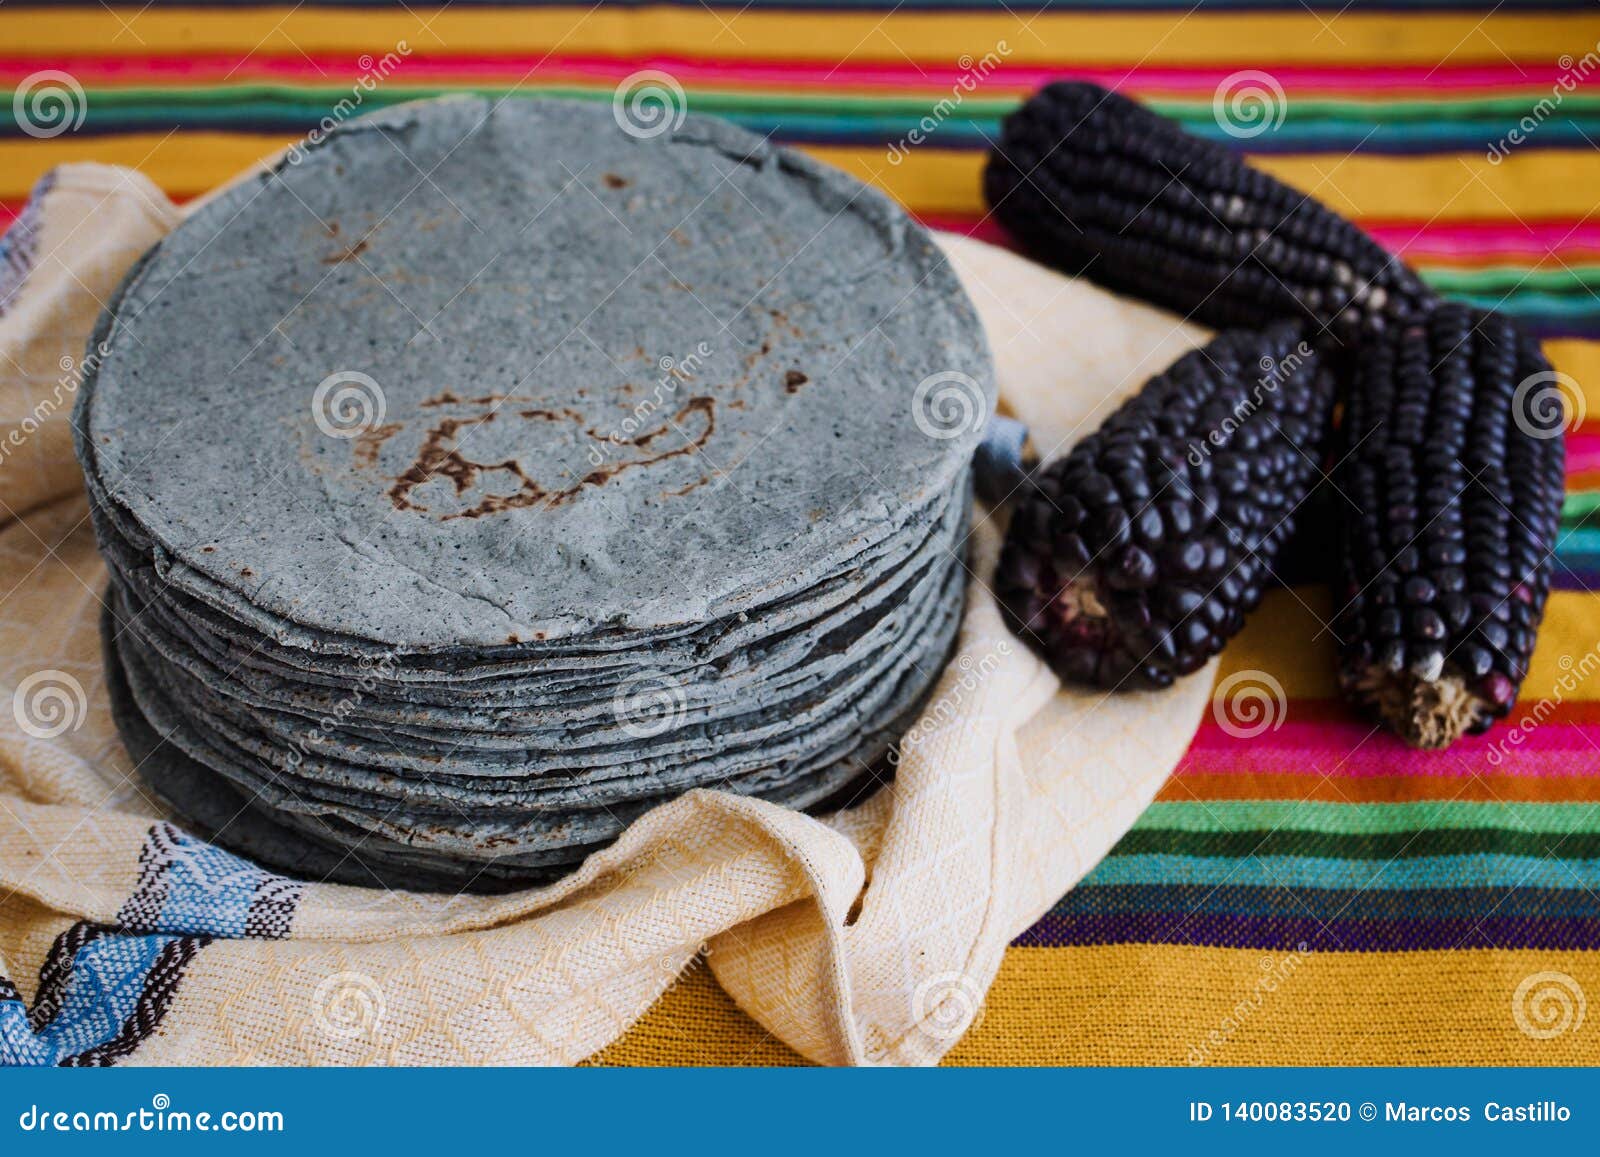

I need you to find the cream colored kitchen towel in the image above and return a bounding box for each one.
[0,163,1211,1067]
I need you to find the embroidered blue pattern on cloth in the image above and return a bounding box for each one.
[0,823,303,1066]
[0,170,52,319]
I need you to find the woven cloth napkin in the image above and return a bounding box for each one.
[0,162,1212,1066]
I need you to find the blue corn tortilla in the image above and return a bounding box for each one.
[81,95,991,650]
[83,95,988,889]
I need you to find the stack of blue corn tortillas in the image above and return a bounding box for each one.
[75,96,994,891]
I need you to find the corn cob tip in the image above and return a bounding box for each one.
[1347,666,1487,750]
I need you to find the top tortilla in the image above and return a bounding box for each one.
[80,95,992,650]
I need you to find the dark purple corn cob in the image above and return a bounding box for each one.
[1334,303,1565,748]
[983,80,1436,340]
[995,322,1337,690]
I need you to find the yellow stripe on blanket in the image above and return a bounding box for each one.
[810,147,1600,220]
[0,133,290,200]
[9,135,1600,223]
[593,946,1600,1066]
[0,9,1594,64]
[950,947,1600,1066]
[1544,341,1600,421]
[1217,590,1600,705]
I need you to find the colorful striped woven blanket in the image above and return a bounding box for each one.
[5,0,1600,1065]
